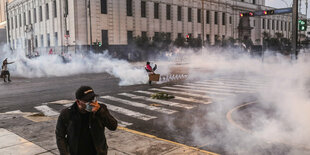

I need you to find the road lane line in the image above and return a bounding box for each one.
[101,95,177,114]
[34,105,59,117]
[101,102,157,121]
[175,84,248,94]
[202,80,263,88]
[215,78,266,85]
[116,93,194,109]
[135,90,212,105]
[4,110,22,114]
[162,86,235,96]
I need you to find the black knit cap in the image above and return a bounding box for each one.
[75,86,97,102]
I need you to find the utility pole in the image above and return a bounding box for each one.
[292,0,298,60]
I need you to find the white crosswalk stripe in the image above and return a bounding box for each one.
[149,88,213,100]
[101,95,178,114]
[117,120,133,127]
[186,83,254,92]
[202,79,263,88]
[215,78,266,85]
[117,93,194,109]
[162,86,235,96]
[34,105,60,116]
[102,102,157,121]
[195,81,258,90]
[135,90,212,105]
[174,84,249,94]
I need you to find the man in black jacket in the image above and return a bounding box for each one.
[56,86,118,155]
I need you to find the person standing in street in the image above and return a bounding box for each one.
[145,61,157,85]
[56,86,118,155]
[1,58,14,82]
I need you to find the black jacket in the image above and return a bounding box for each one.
[56,102,118,155]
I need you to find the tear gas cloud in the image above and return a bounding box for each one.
[1,42,310,154]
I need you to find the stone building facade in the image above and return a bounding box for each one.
[6,0,295,55]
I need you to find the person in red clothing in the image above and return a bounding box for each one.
[145,61,157,85]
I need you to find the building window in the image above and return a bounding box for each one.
[127,0,132,16]
[35,35,38,48]
[206,34,210,42]
[154,3,159,19]
[54,1,57,18]
[102,30,109,46]
[276,20,279,30]
[28,10,31,24]
[254,19,256,27]
[177,6,182,21]
[47,33,50,47]
[222,12,225,25]
[272,20,274,30]
[65,0,68,16]
[177,33,182,38]
[229,16,232,24]
[40,35,44,47]
[198,34,201,39]
[166,33,171,40]
[141,1,146,17]
[23,12,26,26]
[267,19,270,29]
[253,0,256,4]
[15,16,17,28]
[188,8,192,22]
[54,32,58,46]
[214,12,218,24]
[197,9,201,23]
[101,0,107,14]
[285,22,287,31]
[166,4,171,20]
[206,10,209,24]
[19,14,21,27]
[39,6,43,21]
[142,31,147,38]
[46,3,49,20]
[11,17,13,29]
[127,31,133,43]
[281,21,283,31]
[288,22,291,31]
[34,8,37,23]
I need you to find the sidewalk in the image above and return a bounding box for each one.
[0,117,218,155]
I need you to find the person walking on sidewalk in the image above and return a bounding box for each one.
[56,86,118,155]
[1,58,14,82]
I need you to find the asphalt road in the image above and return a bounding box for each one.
[0,72,309,154]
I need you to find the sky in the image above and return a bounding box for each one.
[265,0,309,17]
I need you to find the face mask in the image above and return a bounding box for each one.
[84,98,98,112]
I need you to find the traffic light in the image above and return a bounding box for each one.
[239,12,255,17]
[299,19,307,31]
[263,10,274,15]
[98,42,102,47]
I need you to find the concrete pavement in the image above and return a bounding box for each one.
[0,113,218,155]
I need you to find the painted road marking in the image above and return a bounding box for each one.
[215,78,267,85]
[102,102,157,121]
[49,100,74,104]
[185,83,254,93]
[34,105,59,117]
[162,86,235,96]
[135,90,212,105]
[149,88,212,100]
[4,110,22,114]
[118,93,194,109]
[202,80,263,88]
[195,81,258,90]
[175,84,248,94]
[117,120,133,127]
[101,95,177,114]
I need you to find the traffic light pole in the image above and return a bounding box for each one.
[292,0,298,60]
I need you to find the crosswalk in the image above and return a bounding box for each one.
[2,77,267,127]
